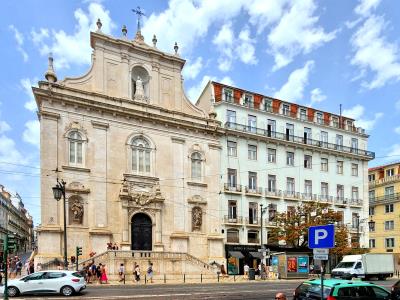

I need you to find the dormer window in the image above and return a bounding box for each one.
[316,112,323,124]
[300,109,307,121]
[244,94,254,108]
[264,98,273,112]
[346,120,353,130]
[223,88,233,103]
[282,104,290,116]
[332,117,339,128]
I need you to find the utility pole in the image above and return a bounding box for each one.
[3,234,9,300]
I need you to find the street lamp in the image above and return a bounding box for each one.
[260,204,268,279]
[52,179,68,270]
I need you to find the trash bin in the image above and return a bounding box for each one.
[249,268,256,280]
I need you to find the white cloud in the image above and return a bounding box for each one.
[187,75,234,102]
[31,3,115,69]
[268,0,336,70]
[387,144,400,160]
[355,0,381,16]
[9,24,28,62]
[213,23,234,71]
[23,120,40,148]
[236,28,257,65]
[395,126,400,135]
[0,121,11,134]
[350,15,400,89]
[307,88,326,107]
[274,60,314,102]
[182,57,203,80]
[20,78,38,112]
[342,104,383,130]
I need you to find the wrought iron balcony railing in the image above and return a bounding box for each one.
[223,215,243,224]
[223,183,242,193]
[245,186,263,195]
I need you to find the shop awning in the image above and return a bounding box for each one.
[229,251,244,258]
[249,251,264,259]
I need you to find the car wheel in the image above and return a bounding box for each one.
[7,286,19,297]
[60,285,74,297]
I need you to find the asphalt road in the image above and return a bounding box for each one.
[10,279,399,300]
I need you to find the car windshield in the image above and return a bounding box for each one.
[297,283,332,298]
[335,262,355,268]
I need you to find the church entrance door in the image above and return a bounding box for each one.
[131,213,152,250]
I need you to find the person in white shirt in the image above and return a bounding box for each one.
[243,263,250,279]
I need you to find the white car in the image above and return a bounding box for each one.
[0,270,86,297]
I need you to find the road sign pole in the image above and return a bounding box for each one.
[4,234,9,300]
[321,260,325,300]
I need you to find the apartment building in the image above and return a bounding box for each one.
[197,81,374,274]
[369,162,400,268]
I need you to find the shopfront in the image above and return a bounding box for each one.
[274,252,311,279]
[225,244,264,275]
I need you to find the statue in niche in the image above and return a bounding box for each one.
[70,198,84,224]
[134,76,145,97]
[192,206,202,231]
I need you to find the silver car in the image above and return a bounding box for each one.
[0,270,86,297]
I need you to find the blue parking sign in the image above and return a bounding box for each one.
[308,224,335,249]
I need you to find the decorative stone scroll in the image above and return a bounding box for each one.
[121,179,164,207]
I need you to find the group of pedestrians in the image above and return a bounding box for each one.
[117,262,153,283]
[82,262,109,284]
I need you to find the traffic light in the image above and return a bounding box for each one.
[7,234,16,252]
[76,246,82,257]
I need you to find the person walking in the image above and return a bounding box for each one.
[243,263,249,279]
[146,263,153,283]
[135,264,140,283]
[118,263,125,282]
[275,292,287,300]
[100,264,108,284]
[96,263,102,284]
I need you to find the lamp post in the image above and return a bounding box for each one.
[52,179,68,270]
[356,214,360,249]
[260,204,268,279]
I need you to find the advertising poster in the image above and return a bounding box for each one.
[272,256,279,273]
[297,256,309,273]
[287,256,297,273]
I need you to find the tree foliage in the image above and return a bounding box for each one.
[268,202,347,249]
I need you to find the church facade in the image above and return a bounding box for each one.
[33,23,225,266]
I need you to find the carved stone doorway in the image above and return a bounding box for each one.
[131,213,152,250]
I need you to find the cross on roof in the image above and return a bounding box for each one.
[132,6,145,33]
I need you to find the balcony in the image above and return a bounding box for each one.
[369,192,400,206]
[334,197,348,207]
[369,174,400,188]
[224,122,375,159]
[223,183,242,194]
[223,215,243,225]
[265,220,278,228]
[265,189,282,199]
[318,195,333,203]
[301,193,318,201]
[245,186,263,196]
[245,217,260,226]
[349,198,363,207]
[284,191,301,201]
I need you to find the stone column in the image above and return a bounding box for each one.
[122,206,129,242]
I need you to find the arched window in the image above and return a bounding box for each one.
[191,152,202,179]
[68,131,83,165]
[131,137,151,173]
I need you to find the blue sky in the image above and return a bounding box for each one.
[0,0,399,224]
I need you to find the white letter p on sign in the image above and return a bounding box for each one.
[315,229,328,245]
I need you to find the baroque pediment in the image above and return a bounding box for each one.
[120,174,164,206]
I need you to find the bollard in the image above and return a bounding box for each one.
[164,274,166,284]
[145,274,147,284]
[184,273,186,283]
[124,274,125,285]
[218,273,220,282]
[234,275,236,282]
[201,273,202,283]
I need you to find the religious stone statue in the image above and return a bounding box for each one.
[192,206,202,231]
[70,198,84,224]
[135,76,144,97]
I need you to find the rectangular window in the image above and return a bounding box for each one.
[351,138,358,152]
[244,94,254,108]
[267,148,276,163]
[351,163,358,176]
[227,110,236,124]
[369,239,376,248]
[227,141,237,157]
[300,109,307,121]
[268,204,277,221]
[248,115,257,132]
[247,231,259,244]
[316,112,323,124]
[223,88,233,102]
[321,182,329,199]
[282,104,290,116]
[321,158,328,172]
[248,172,257,190]
[228,201,237,219]
[352,213,359,228]
[385,220,395,230]
[304,155,312,169]
[267,119,276,137]
[337,184,344,200]
[320,131,328,147]
[369,207,375,216]
[287,152,294,166]
[332,117,339,128]
[304,127,312,144]
[385,203,394,213]
[370,221,375,232]
[304,180,312,196]
[368,174,376,181]
[337,161,343,174]
[386,168,395,177]
[352,187,359,200]
[287,177,295,194]
[228,168,237,187]
[227,229,239,243]
[385,238,395,248]
[286,123,294,141]
[385,186,395,197]
[368,189,374,200]
[336,134,343,150]
[69,142,76,163]
[264,98,273,112]
[248,145,257,160]
[248,202,258,224]
[268,175,276,192]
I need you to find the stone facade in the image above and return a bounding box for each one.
[33,28,224,266]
